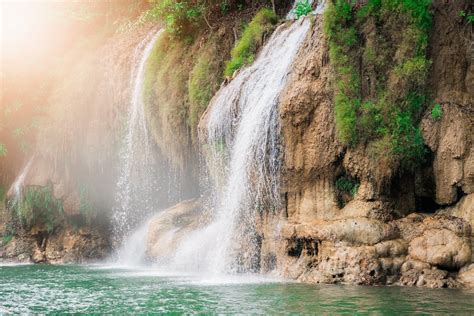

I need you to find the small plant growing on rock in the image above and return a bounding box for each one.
[335,175,359,208]
[431,103,442,120]
[224,8,278,77]
[335,176,359,197]
[459,10,474,24]
[294,0,313,19]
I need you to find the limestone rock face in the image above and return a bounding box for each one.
[0,225,109,264]
[272,209,472,288]
[458,264,474,288]
[421,105,474,205]
[266,1,474,289]
[440,194,474,231]
[409,229,471,269]
[420,0,474,205]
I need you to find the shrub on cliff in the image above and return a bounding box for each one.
[224,8,278,77]
[147,0,249,38]
[9,186,64,233]
[431,103,442,120]
[324,0,433,168]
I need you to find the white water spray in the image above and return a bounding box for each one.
[165,14,313,275]
[8,156,34,208]
[112,30,163,260]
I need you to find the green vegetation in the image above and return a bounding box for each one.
[0,144,6,157]
[431,103,442,120]
[294,0,313,19]
[2,235,13,245]
[143,5,279,149]
[143,32,193,159]
[459,10,474,24]
[79,185,94,224]
[324,0,433,168]
[144,1,250,38]
[141,2,284,165]
[146,0,204,38]
[188,44,221,130]
[0,186,5,202]
[9,186,64,233]
[335,176,359,196]
[224,8,278,77]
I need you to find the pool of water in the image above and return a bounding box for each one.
[1,264,473,314]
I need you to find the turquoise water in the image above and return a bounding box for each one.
[1,264,473,314]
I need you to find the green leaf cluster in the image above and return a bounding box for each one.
[146,1,248,38]
[294,0,313,19]
[335,176,359,196]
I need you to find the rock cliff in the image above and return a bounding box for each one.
[266,0,474,288]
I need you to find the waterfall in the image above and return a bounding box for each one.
[165,15,312,275]
[11,157,34,198]
[7,156,34,210]
[112,29,163,259]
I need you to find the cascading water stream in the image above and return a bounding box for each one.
[206,18,311,274]
[7,156,34,210]
[163,7,317,275]
[112,29,163,264]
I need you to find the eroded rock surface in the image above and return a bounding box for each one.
[146,199,205,260]
[0,225,109,264]
[268,3,474,289]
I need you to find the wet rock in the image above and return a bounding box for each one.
[439,194,474,233]
[1,226,109,264]
[409,220,471,269]
[458,264,474,288]
[147,199,204,260]
[400,268,458,288]
[31,247,46,263]
[395,213,426,241]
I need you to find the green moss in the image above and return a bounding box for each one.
[143,33,190,149]
[324,0,433,169]
[224,8,278,77]
[188,44,221,130]
[431,103,442,120]
[143,28,228,158]
[394,56,431,88]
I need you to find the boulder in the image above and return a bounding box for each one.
[409,229,471,269]
[458,264,474,288]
